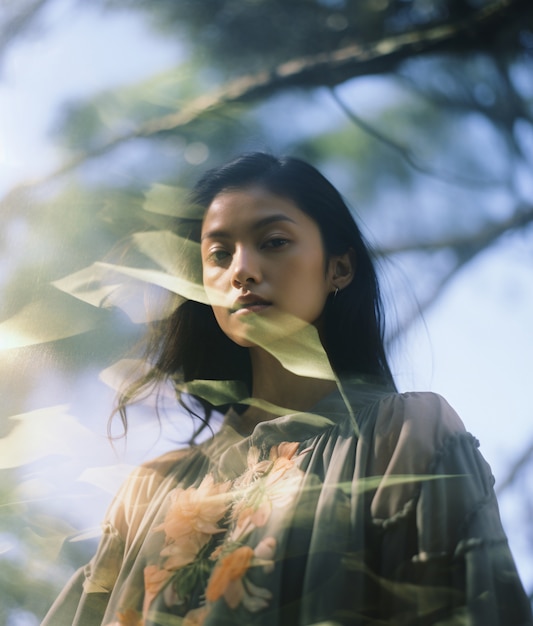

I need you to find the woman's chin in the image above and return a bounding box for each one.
[227,311,312,350]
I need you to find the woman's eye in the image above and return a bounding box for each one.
[263,237,290,249]
[207,249,230,263]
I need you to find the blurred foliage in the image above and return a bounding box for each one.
[100,0,516,74]
[0,0,533,622]
[0,467,97,625]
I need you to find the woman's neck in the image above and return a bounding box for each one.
[238,347,337,429]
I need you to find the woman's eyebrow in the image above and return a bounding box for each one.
[201,214,296,241]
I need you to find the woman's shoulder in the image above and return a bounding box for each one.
[368,391,472,480]
[366,391,481,522]
[141,447,194,475]
[119,447,194,501]
[105,447,195,549]
[373,390,467,444]
[342,379,467,444]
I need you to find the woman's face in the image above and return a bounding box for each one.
[201,187,336,348]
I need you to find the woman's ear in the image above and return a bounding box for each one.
[328,248,356,290]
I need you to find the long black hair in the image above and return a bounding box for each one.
[114,153,395,435]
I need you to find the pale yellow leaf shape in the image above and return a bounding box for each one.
[53,231,205,321]
[67,526,106,542]
[99,358,149,392]
[52,263,173,323]
[52,265,122,309]
[333,474,463,496]
[21,512,79,561]
[0,405,101,468]
[234,314,336,381]
[95,261,210,304]
[179,379,249,406]
[0,295,102,350]
[132,230,202,285]
[101,318,334,400]
[265,327,335,380]
[178,380,336,425]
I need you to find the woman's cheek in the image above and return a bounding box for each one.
[204,282,219,307]
[203,268,221,302]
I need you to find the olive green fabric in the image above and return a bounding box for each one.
[43,382,532,625]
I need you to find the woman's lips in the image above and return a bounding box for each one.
[232,302,272,315]
[231,296,272,315]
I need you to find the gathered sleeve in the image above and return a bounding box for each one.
[42,449,188,626]
[366,392,532,625]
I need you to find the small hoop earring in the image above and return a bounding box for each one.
[333,287,339,300]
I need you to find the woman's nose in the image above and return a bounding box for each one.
[231,247,261,289]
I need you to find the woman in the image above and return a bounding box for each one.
[43,153,532,625]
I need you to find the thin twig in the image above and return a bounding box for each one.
[387,253,472,344]
[330,88,507,187]
[496,438,533,495]
[385,204,533,341]
[0,0,50,64]
[376,205,533,256]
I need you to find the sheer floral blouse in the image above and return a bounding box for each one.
[43,381,532,625]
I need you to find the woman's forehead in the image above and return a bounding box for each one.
[201,187,311,236]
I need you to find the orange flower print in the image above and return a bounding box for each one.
[231,441,305,541]
[142,565,172,616]
[266,441,301,483]
[253,536,277,574]
[113,608,143,626]
[234,446,271,488]
[183,605,210,625]
[236,441,301,488]
[205,546,254,608]
[205,539,276,612]
[273,441,300,460]
[156,474,230,541]
[153,474,231,570]
[160,531,207,571]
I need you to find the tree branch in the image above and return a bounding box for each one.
[0,0,51,66]
[384,204,533,341]
[377,204,533,256]
[329,88,507,187]
[0,0,524,201]
[386,249,473,344]
[496,437,533,495]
